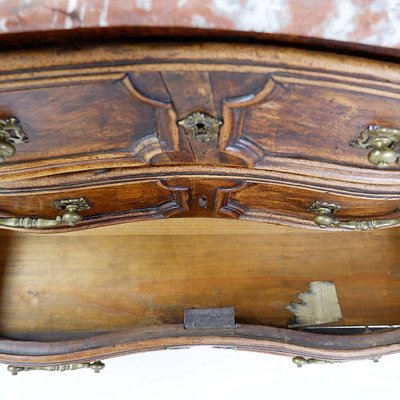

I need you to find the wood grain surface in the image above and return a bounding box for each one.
[0,36,399,363]
[0,43,399,186]
[0,177,399,232]
[0,219,399,342]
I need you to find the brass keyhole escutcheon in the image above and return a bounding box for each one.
[178,111,222,143]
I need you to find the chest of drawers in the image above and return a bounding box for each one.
[1,31,400,371]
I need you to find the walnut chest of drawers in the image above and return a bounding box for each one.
[0,31,400,371]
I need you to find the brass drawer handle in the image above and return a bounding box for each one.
[351,125,400,168]
[292,356,339,367]
[0,197,90,229]
[307,201,400,230]
[0,117,28,162]
[8,361,105,375]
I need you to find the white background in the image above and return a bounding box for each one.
[1,346,397,399]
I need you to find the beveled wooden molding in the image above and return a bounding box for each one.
[215,181,324,229]
[215,181,248,218]
[122,76,181,163]
[2,324,400,366]
[157,180,190,215]
[219,79,279,166]
[2,164,399,197]
[131,134,164,164]
[2,42,400,85]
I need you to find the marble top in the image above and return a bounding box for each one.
[0,0,399,49]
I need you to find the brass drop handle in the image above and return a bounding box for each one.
[292,356,340,367]
[351,125,400,168]
[60,204,84,225]
[7,361,105,375]
[0,138,17,161]
[307,201,400,230]
[0,198,90,229]
[0,117,28,162]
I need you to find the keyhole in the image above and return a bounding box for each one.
[196,122,206,132]
[199,195,208,208]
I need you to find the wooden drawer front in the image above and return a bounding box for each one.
[0,176,398,231]
[0,77,178,176]
[0,180,188,231]
[238,78,400,169]
[216,181,400,229]
[1,43,400,184]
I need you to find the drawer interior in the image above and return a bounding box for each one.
[0,219,399,341]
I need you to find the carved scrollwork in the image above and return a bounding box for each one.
[123,76,180,164]
[157,180,190,217]
[219,78,280,166]
[215,181,248,219]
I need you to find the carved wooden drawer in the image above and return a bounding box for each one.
[0,180,190,230]
[0,176,399,232]
[1,43,400,186]
[1,36,400,373]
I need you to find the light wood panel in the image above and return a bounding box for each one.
[0,219,399,340]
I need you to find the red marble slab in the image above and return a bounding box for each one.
[0,0,399,49]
